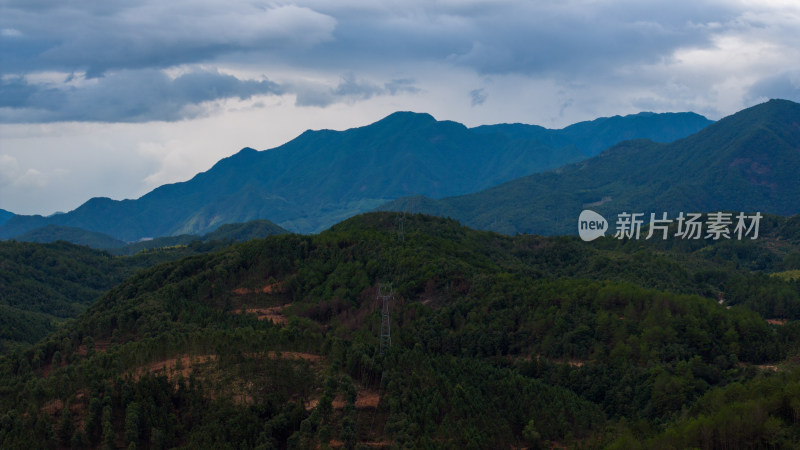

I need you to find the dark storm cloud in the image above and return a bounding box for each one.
[298,0,738,76]
[0,0,793,123]
[2,0,735,77]
[0,1,336,76]
[0,69,283,123]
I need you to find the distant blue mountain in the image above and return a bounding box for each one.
[0,110,711,240]
[381,99,800,236]
[472,111,712,157]
[0,209,13,226]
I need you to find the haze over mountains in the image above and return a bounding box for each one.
[383,99,800,235]
[0,110,711,242]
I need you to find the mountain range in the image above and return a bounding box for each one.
[0,110,711,241]
[382,99,800,235]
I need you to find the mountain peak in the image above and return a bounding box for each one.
[689,98,800,151]
[736,98,800,119]
[375,111,437,126]
[702,99,800,131]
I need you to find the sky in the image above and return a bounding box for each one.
[1,0,799,216]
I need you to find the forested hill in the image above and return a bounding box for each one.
[2,212,799,448]
[6,218,289,253]
[0,109,710,240]
[382,99,800,236]
[0,238,239,354]
[13,225,127,249]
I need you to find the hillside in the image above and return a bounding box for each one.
[0,111,710,240]
[112,219,288,255]
[8,218,289,254]
[0,239,237,354]
[0,241,140,353]
[193,218,288,242]
[2,213,799,448]
[382,99,800,235]
[0,220,288,351]
[13,225,127,249]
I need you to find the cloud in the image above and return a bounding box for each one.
[1,2,337,76]
[470,88,487,106]
[0,69,284,123]
[747,70,800,103]
[1,0,741,80]
[385,78,420,96]
[443,2,734,77]
[293,74,420,107]
[0,154,20,186]
[0,154,46,188]
[2,0,799,123]
[285,0,741,78]
[332,74,385,100]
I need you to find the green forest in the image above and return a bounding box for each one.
[2,212,800,448]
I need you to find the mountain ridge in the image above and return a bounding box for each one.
[0,109,712,240]
[381,99,800,235]
[8,218,289,255]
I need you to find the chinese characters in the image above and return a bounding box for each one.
[613,212,761,240]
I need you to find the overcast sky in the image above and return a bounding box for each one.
[1,0,799,215]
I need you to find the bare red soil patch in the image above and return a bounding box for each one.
[41,398,64,416]
[266,351,322,362]
[237,304,291,324]
[42,389,88,428]
[355,390,381,409]
[230,302,291,324]
[328,388,381,410]
[738,362,780,372]
[547,357,587,367]
[767,318,788,325]
[233,282,285,295]
[328,439,392,448]
[134,354,217,380]
[76,340,112,356]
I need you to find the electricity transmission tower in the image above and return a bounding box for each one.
[395,214,405,242]
[379,284,392,355]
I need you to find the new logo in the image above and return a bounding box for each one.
[578,210,608,241]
